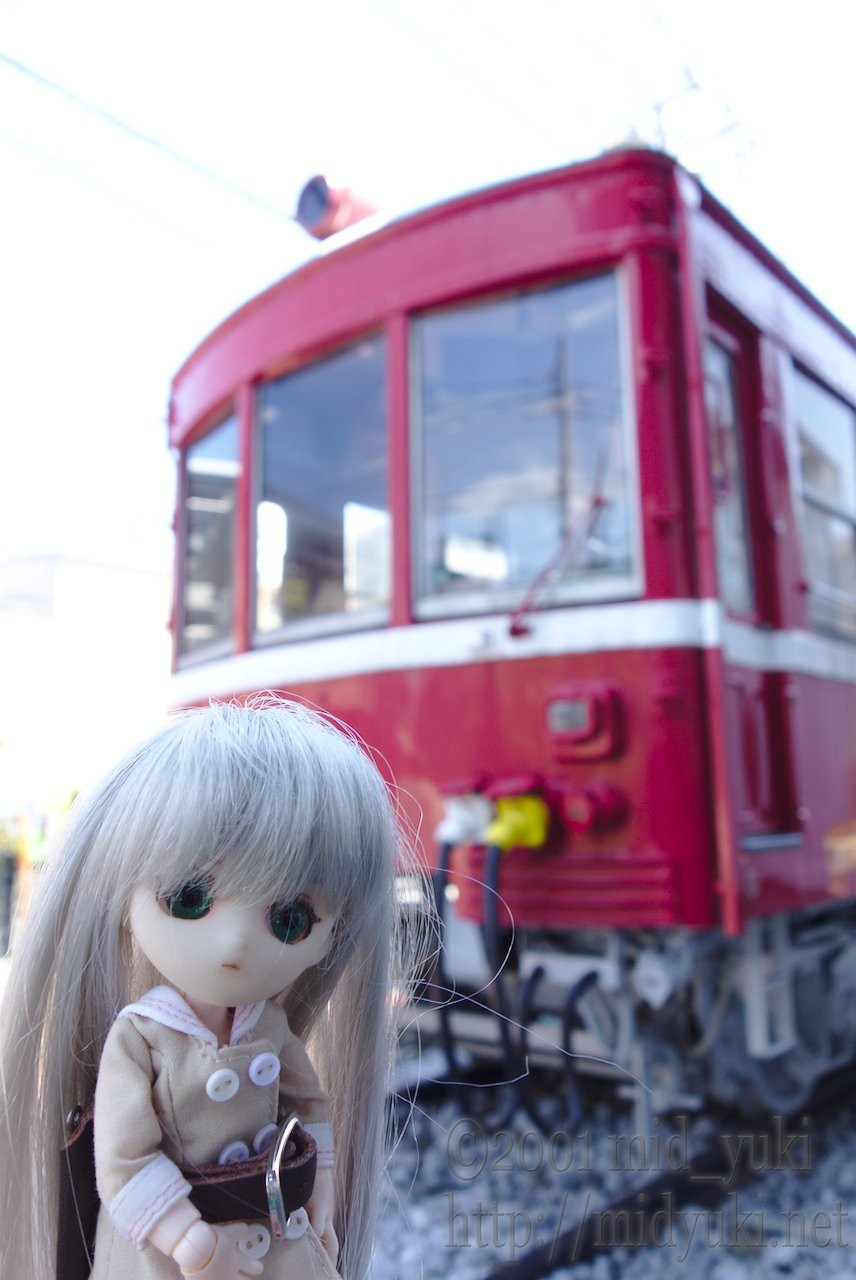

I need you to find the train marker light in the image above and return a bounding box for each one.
[484,794,551,851]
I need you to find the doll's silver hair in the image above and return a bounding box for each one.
[0,698,425,1279]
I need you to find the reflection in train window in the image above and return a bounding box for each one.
[256,337,389,635]
[704,339,755,617]
[179,413,239,656]
[794,370,856,640]
[413,274,637,616]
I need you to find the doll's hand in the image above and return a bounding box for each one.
[172,1220,265,1279]
[307,1167,338,1265]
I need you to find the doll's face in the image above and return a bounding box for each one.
[128,880,336,1009]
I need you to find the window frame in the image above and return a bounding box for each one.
[702,316,765,625]
[792,364,856,642]
[249,331,392,647]
[175,407,241,666]
[409,267,643,622]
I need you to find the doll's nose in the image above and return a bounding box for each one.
[218,907,259,960]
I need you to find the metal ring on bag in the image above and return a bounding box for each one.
[265,1113,302,1240]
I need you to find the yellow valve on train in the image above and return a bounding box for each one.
[484,794,551,851]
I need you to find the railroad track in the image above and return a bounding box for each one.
[476,1077,850,1280]
[379,1059,856,1279]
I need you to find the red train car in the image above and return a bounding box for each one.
[168,150,856,1115]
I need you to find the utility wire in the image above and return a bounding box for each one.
[0,125,237,250]
[0,50,295,221]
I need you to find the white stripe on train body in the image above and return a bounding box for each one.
[170,598,856,706]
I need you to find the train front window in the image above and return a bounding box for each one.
[179,413,239,656]
[794,370,856,640]
[255,337,389,635]
[413,274,637,616]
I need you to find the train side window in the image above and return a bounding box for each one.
[703,336,756,617]
[178,412,239,657]
[255,336,389,635]
[412,273,638,616]
[793,370,856,640]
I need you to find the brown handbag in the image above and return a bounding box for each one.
[58,1105,317,1279]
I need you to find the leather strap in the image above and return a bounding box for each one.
[58,1105,317,1280]
[185,1130,317,1222]
[58,1105,98,1280]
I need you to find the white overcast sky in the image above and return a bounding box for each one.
[2,0,855,574]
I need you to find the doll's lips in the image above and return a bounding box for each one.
[222,963,241,971]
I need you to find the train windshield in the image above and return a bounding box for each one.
[413,273,638,616]
[255,336,389,635]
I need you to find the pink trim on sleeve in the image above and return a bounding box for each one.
[305,1122,335,1168]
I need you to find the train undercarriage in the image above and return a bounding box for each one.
[418,877,856,1130]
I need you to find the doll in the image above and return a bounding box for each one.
[0,698,420,1280]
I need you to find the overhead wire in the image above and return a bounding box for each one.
[2,12,754,232]
[1,11,759,265]
[0,50,297,222]
[0,126,229,249]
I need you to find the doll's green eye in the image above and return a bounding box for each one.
[268,898,319,944]
[162,880,214,920]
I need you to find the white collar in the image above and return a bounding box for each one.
[119,985,267,1047]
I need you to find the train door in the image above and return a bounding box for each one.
[703,310,800,908]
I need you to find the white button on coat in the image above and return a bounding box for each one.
[217,1140,250,1165]
[248,1052,280,1087]
[253,1123,279,1154]
[205,1068,240,1101]
[239,1225,271,1260]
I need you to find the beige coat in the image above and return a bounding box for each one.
[91,986,340,1280]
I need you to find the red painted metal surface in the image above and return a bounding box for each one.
[212,645,720,932]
